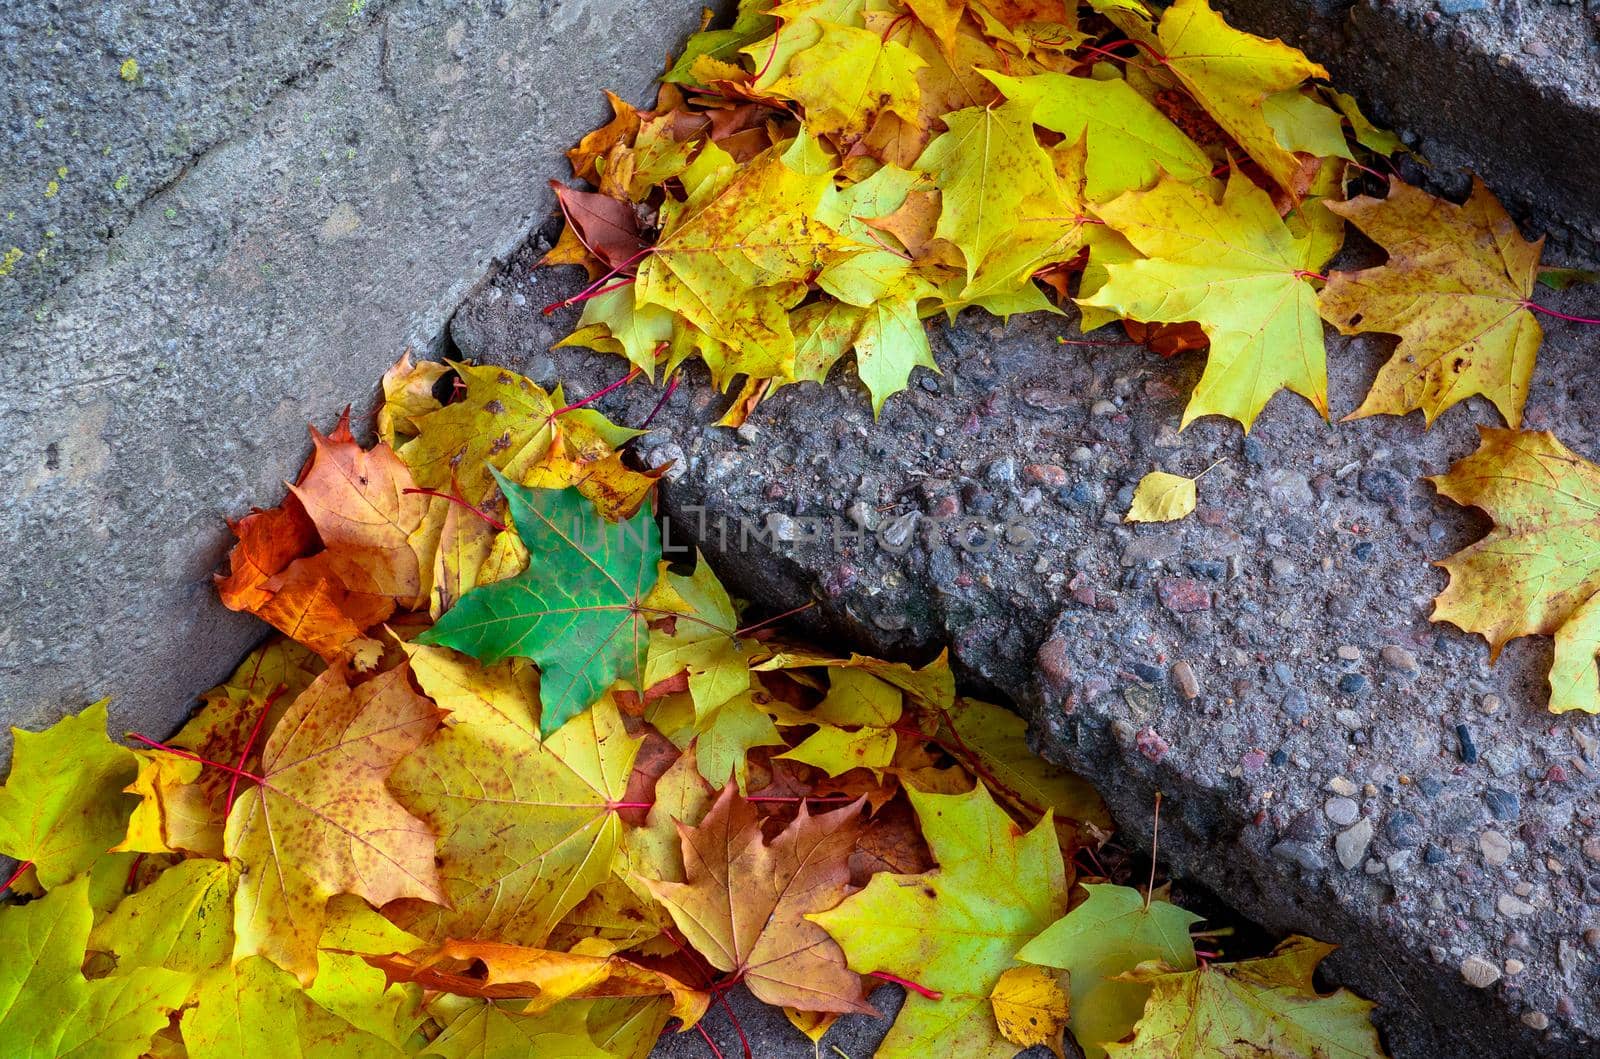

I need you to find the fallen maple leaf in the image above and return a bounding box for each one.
[643,555,763,720]
[643,784,874,1014]
[766,22,925,150]
[226,663,444,984]
[550,182,650,273]
[397,361,558,506]
[123,639,322,860]
[0,699,138,890]
[0,877,190,1058]
[369,939,708,1026]
[934,697,1112,855]
[916,97,1078,300]
[980,70,1212,204]
[185,955,405,1058]
[810,784,1070,1057]
[389,694,641,947]
[90,858,236,975]
[290,421,435,606]
[991,964,1071,1056]
[1152,0,1332,195]
[377,352,449,448]
[419,473,661,737]
[1084,172,1329,431]
[634,138,849,383]
[1017,883,1201,1058]
[1429,427,1600,714]
[1106,937,1383,1058]
[1321,177,1542,428]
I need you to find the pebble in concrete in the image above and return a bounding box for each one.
[1480,830,1513,867]
[1337,818,1375,870]
[1325,797,1361,826]
[1461,956,1502,989]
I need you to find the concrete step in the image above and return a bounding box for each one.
[1221,0,1600,261]
[454,237,1600,1058]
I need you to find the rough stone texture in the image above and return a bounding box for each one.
[454,229,1600,1057]
[1219,0,1600,257]
[0,0,706,753]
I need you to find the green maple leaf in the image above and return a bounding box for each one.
[0,699,139,889]
[0,877,190,1058]
[809,784,1069,1057]
[419,472,661,736]
[1017,884,1200,1058]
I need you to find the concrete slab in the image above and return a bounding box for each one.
[0,0,707,754]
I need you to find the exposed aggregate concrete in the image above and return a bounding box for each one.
[453,220,1600,1057]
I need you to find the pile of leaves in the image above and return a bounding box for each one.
[0,355,1387,1057]
[9,0,1600,1054]
[546,0,1600,714]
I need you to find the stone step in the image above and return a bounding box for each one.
[1221,0,1600,259]
[453,238,1600,1058]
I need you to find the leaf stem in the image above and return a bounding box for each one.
[1145,790,1163,911]
[226,685,285,817]
[541,246,655,315]
[1075,41,1152,70]
[640,372,681,430]
[402,488,508,532]
[130,733,265,785]
[718,990,754,1059]
[634,603,737,638]
[869,970,942,1000]
[551,367,642,418]
[0,859,34,897]
[733,600,816,638]
[1523,300,1600,325]
[754,17,785,83]
[696,1022,729,1059]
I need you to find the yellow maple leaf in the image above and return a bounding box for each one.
[226,663,444,984]
[1322,177,1542,428]
[1430,428,1600,714]
[767,22,925,149]
[1083,172,1327,431]
[1106,937,1382,1058]
[1153,0,1331,194]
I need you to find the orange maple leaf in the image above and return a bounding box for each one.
[642,785,874,1014]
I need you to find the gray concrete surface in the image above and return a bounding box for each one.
[0,0,706,753]
[453,223,1600,1057]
